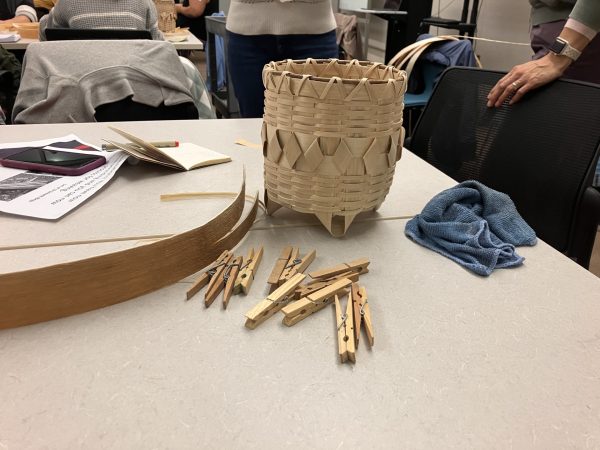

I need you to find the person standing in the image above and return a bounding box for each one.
[175,0,218,41]
[488,0,600,107]
[226,0,338,118]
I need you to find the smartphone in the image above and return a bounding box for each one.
[0,147,106,176]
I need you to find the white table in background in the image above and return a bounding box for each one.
[0,33,204,51]
[0,119,599,449]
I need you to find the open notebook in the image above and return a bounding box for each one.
[104,126,231,171]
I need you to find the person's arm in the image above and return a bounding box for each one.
[38,1,69,41]
[0,0,37,23]
[487,25,592,107]
[175,0,209,18]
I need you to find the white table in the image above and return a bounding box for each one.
[0,33,204,51]
[1,119,599,449]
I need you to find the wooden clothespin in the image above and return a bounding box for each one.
[204,251,234,307]
[186,250,231,300]
[244,273,306,329]
[308,257,370,280]
[278,249,316,285]
[281,277,352,327]
[267,246,295,293]
[222,255,243,309]
[352,283,373,347]
[234,246,264,295]
[294,270,360,300]
[335,294,356,363]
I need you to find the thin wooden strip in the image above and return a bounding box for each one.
[0,177,257,330]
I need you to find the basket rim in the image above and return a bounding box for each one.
[264,58,405,85]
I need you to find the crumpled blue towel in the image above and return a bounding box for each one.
[405,180,537,276]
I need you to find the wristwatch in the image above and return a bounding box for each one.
[548,37,581,61]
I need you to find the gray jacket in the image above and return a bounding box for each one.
[12,40,195,124]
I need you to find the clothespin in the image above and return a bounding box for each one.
[335,294,356,363]
[267,246,295,293]
[308,257,370,280]
[352,283,373,347]
[204,251,234,307]
[281,277,352,327]
[222,256,243,309]
[186,250,231,300]
[234,246,264,295]
[294,270,360,300]
[244,273,306,329]
[278,249,316,285]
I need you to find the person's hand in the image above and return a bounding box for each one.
[487,53,571,107]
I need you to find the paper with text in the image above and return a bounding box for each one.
[0,135,128,220]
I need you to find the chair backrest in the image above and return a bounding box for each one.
[45,28,152,41]
[409,67,600,259]
[13,40,197,123]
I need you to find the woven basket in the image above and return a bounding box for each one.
[262,58,407,236]
[154,0,176,33]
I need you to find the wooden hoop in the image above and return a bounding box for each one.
[0,176,257,329]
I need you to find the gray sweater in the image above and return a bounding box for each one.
[39,0,163,40]
[12,40,194,124]
[226,0,336,36]
[529,0,600,31]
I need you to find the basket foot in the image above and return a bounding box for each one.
[264,191,282,216]
[315,212,358,237]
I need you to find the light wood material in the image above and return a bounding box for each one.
[267,246,293,291]
[262,58,407,236]
[234,246,264,295]
[204,252,234,308]
[222,256,243,309]
[351,283,373,348]
[244,273,306,330]
[294,271,360,300]
[281,277,353,326]
[308,257,370,280]
[186,250,230,301]
[155,0,177,32]
[335,292,357,364]
[0,180,258,330]
[335,295,347,363]
[278,249,316,285]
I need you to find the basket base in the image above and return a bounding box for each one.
[265,190,360,238]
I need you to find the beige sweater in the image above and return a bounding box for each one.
[226,0,336,36]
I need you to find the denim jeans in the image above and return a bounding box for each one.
[227,29,338,118]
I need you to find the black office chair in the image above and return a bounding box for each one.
[44,28,152,41]
[407,67,600,268]
[421,0,479,37]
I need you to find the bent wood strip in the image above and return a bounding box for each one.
[0,178,257,330]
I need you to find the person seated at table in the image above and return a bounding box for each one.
[33,0,56,20]
[0,0,37,24]
[175,0,218,41]
[38,0,163,40]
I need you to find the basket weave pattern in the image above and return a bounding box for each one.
[262,58,407,236]
[154,0,176,33]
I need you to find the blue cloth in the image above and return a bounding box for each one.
[205,12,226,92]
[418,33,477,70]
[407,34,477,94]
[405,180,537,276]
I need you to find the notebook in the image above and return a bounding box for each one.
[105,126,231,171]
[0,33,20,43]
